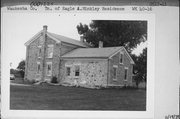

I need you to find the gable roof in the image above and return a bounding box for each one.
[24,30,88,47]
[62,47,123,58]
[47,32,88,47]
[62,46,134,64]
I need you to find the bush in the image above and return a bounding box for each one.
[51,76,58,83]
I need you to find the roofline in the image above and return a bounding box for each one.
[24,30,88,47]
[46,32,61,43]
[24,30,43,46]
[61,57,108,59]
[61,41,87,48]
[108,47,123,58]
[122,47,135,64]
[108,47,135,64]
[48,32,88,48]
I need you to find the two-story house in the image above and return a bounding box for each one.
[24,25,134,88]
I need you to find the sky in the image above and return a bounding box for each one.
[2,13,146,69]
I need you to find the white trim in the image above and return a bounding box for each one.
[46,62,52,76]
[125,67,128,69]
[109,48,123,59]
[47,44,54,47]
[24,30,43,46]
[122,47,135,64]
[108,47,135,64]
[113,65,118,68]
[65,63,73,66]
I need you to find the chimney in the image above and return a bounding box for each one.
[80,36,84,42]
[99,41,103,48]
[43,25,48,32]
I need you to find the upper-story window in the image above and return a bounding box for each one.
[119,53,124,64]
[38,46,41,58]
[37,62,41,74]
[47,44,54,58]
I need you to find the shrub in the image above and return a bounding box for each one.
[51,76,58,83]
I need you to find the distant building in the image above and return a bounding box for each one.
[24,26,134,88]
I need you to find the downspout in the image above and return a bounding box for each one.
[107,58,109,87]
[24,45,29,80]
[41,25,47,81]
[58,42,62,83]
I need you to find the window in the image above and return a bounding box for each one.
[37,62,41,74]
[66,67,71,76]
[46,62,52,76]
[113,65,118,80]
[75,65,80,77]
[124,67,128,81]
[119,53,123,64]
[47,45,54,58]
[38,46,41,58]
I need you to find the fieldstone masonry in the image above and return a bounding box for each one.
[25,26,134,88]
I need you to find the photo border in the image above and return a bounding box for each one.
[1,12,155,119]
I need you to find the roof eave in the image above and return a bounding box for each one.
[61,57,108,59]
[24,30,43,46]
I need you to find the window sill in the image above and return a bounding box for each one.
[74,76,80,78]
[113,79,117,81]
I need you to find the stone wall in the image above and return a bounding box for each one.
[25,34,83,82]
[25,35,43,81]
[60,59,108,88]
[108,49,133,87]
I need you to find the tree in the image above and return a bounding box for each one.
[77,21,147,88]
[17,60,25,78]
[77,20,147,52]
[131,48,147,88]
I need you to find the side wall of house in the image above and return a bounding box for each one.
[108,50,133,87]
[25,34,85,82]
[25,35,43,81]
[60,59,108,88]
[43,36,61,81]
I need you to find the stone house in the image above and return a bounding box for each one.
[24,25,134,88]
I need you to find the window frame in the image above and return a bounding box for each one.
[124,67,128,81]
[47,44,54,58]
[113,65,118,81]
[74,65,80,77]
[38,46,42,58]
[37,62,41,74]
[46,62,52,76]
[65,66,71,77]
[119,52,124,64]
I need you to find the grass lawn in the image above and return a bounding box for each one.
[10,83,146,111]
